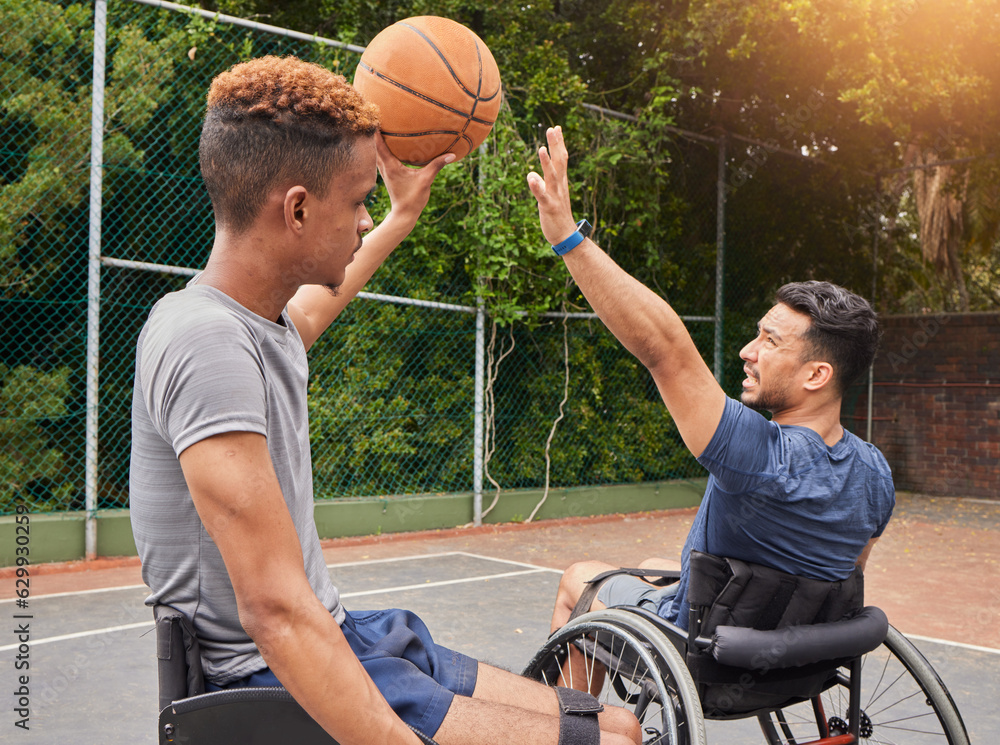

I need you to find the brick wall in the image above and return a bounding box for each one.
[846,312,1000,499]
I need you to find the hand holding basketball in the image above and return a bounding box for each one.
[354,16,502,166]
[374,132,455,225]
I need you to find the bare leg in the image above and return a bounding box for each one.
[550,561,617,696]
[550,559,682,697]
[637,558,682,573]
[433,662,641,745]
[550,560,617,633]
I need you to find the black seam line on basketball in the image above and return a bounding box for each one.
[466,41,483,124]
[470,41,501,103]
[383,132,473,150]
[460,43,485,139]
[382,130,464,138]
[359,62,471,118]
[398,22,484,99]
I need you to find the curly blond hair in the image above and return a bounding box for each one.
[199,56,381,233]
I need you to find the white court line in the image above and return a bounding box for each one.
[341,568,550,598]
[7,552,997,658]
[0,584,148,604]
[326,551,464,569]
[0,550,540,603]
[327,550,562,574]
[0,562,551,651]
[450,551,563,574]
[0,621,153,652]
[905,633,1000,656]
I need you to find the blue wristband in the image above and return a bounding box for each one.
[551,219,592,256]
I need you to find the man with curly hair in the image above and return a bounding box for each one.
[130,57,640,745]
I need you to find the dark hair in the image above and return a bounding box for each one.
[775,281,882,393]
[199,55,380,233]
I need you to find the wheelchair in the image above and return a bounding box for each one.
[153,604,438,745]
[523,551,970,745]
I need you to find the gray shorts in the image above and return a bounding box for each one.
[596,574,680,612]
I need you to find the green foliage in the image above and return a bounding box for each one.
[5,0,999,515]
[0,364,75,511]
[307,302,475,497]
[491,323,695,488]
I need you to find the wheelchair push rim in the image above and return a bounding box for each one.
[759,625,970,745]
[523,609,707,745]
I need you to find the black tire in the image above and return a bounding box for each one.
[523,609,707,745]
[762,625,970,744]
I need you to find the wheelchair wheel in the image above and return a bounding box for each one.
[760,625,970,745]
[523,609,706,745]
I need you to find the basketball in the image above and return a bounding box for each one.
[353,16,502,166]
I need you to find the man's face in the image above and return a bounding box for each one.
[306,136,378,292]
[738,303,814,414]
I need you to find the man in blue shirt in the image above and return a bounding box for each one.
[526,126,894,637]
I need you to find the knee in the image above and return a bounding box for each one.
[561,561,611,589]
[600,706,642,745]
[557,561,610,603]
[603,733,641,745]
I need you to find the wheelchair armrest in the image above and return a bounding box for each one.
[709,606,888,671]
[161,688,441,745]
[168,686,298,715]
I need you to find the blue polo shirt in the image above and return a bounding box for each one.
[661,396,895,629]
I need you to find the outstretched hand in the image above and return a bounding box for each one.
[375,133,455,226]
[526,125,579,247]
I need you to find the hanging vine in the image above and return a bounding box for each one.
[478,318,516,522]
[525,304,571,523]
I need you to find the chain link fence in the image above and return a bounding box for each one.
[4,0,910,530]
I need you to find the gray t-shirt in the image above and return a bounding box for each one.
[130,283,343,685]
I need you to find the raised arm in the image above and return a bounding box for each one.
[288,134,454,351]
[178,431,420,745]
[527,126,726,457]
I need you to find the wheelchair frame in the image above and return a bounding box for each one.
[154,604,439,745]
[523,604,971,745]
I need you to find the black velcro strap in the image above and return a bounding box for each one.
[569,567,681,622]
[555,687,602,745]
[555,686,604,715]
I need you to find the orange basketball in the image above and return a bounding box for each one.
[353,16,502,166]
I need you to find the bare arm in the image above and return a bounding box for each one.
[527,126,725,457]
[179,431,420,745]
[856,536,879,571]
[288,135,454,351]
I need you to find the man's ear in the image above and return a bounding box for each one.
[803,361,835,392]
[283,186,309,232]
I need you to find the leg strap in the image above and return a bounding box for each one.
[569,567,682,622]
[555,687,603,745]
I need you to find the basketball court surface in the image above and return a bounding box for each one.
[1,493,997,743]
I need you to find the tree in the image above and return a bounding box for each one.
[649,0,1000,312]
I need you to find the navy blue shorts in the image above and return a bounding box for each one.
[208,608,479,736]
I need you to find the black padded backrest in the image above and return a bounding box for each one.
[686,551,868,719]
[154,604,206,712]
[688,550,864,634]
